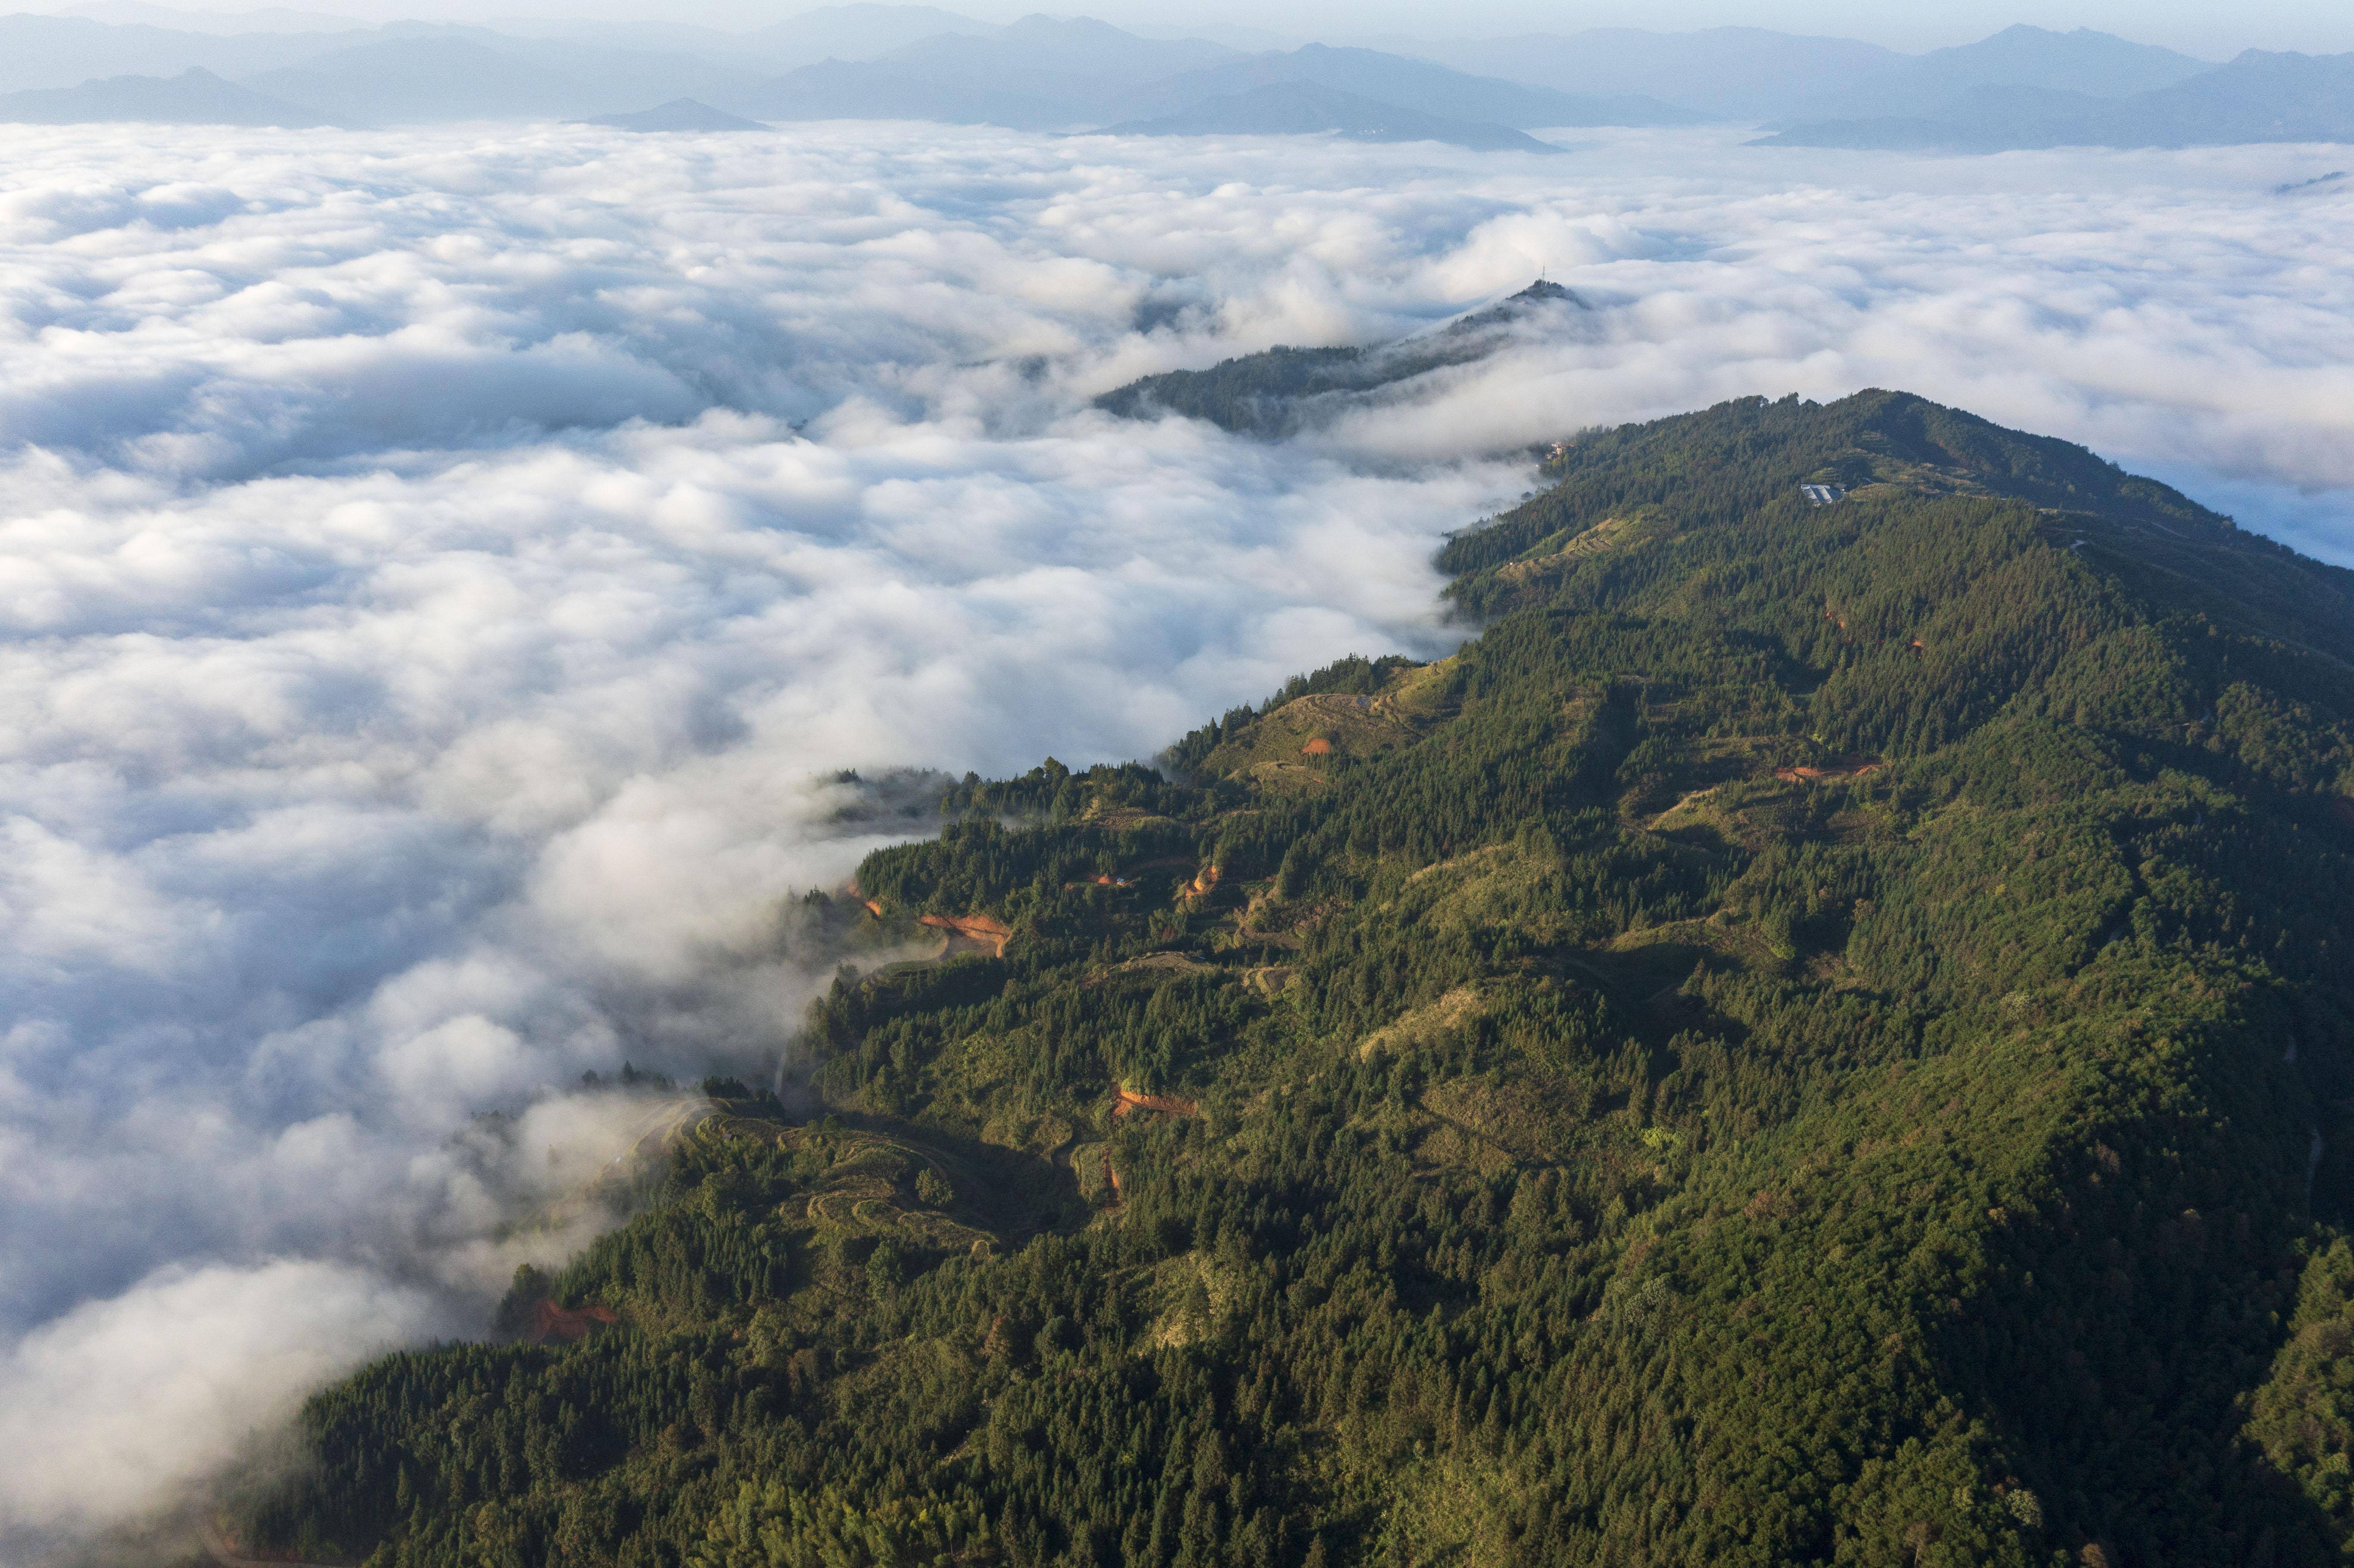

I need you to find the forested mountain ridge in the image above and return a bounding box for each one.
[1096,280,1589,438]
[224,390,2354,1568]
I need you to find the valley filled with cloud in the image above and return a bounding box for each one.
[0,117,2348,1555]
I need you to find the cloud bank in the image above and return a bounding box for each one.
[0,118,2345,1558]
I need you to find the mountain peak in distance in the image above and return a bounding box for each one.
[577,97,765,131]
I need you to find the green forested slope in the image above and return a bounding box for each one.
[228,391,2354,1568]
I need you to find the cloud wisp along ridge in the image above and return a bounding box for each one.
[0,118,2346,1556]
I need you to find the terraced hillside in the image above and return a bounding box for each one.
[227,390,2354,1568]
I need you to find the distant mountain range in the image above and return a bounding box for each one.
[730,14,1231,128]
[1101,81,1565,152]
[1757,45,2354,150]
[1393,26,1905,120]
[732,26,1692,133]
[0,9,1697,140]
[242,37,606,122]
[0,11,361,94]
[0,6,2342,154]
[1789,24,2213,118]
[1108,43,1694,130]
[0,62,327,125]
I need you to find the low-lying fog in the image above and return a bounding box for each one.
[0,118,2346,1557]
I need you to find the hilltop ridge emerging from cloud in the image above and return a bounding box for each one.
[1097,280,1593,436]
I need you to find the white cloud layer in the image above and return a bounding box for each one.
[0,1259,456,1544]
[0,118,2346,1558]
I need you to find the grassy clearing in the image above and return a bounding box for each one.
[1205,692,1422,777]
[1496,507,1672,585]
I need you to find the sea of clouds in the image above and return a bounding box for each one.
[0,117,2348,1558]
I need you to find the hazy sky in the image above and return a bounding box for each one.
[22,0,2354,55]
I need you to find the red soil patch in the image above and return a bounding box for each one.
[529,1300,618,1344]
[2332,796,2354,827]
[1772,760,1881,784]
[919,911,1013,956]
[1300,737,1334,756]
[1112,1089,1199,1119]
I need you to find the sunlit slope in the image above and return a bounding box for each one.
[234,391,2354,1568]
